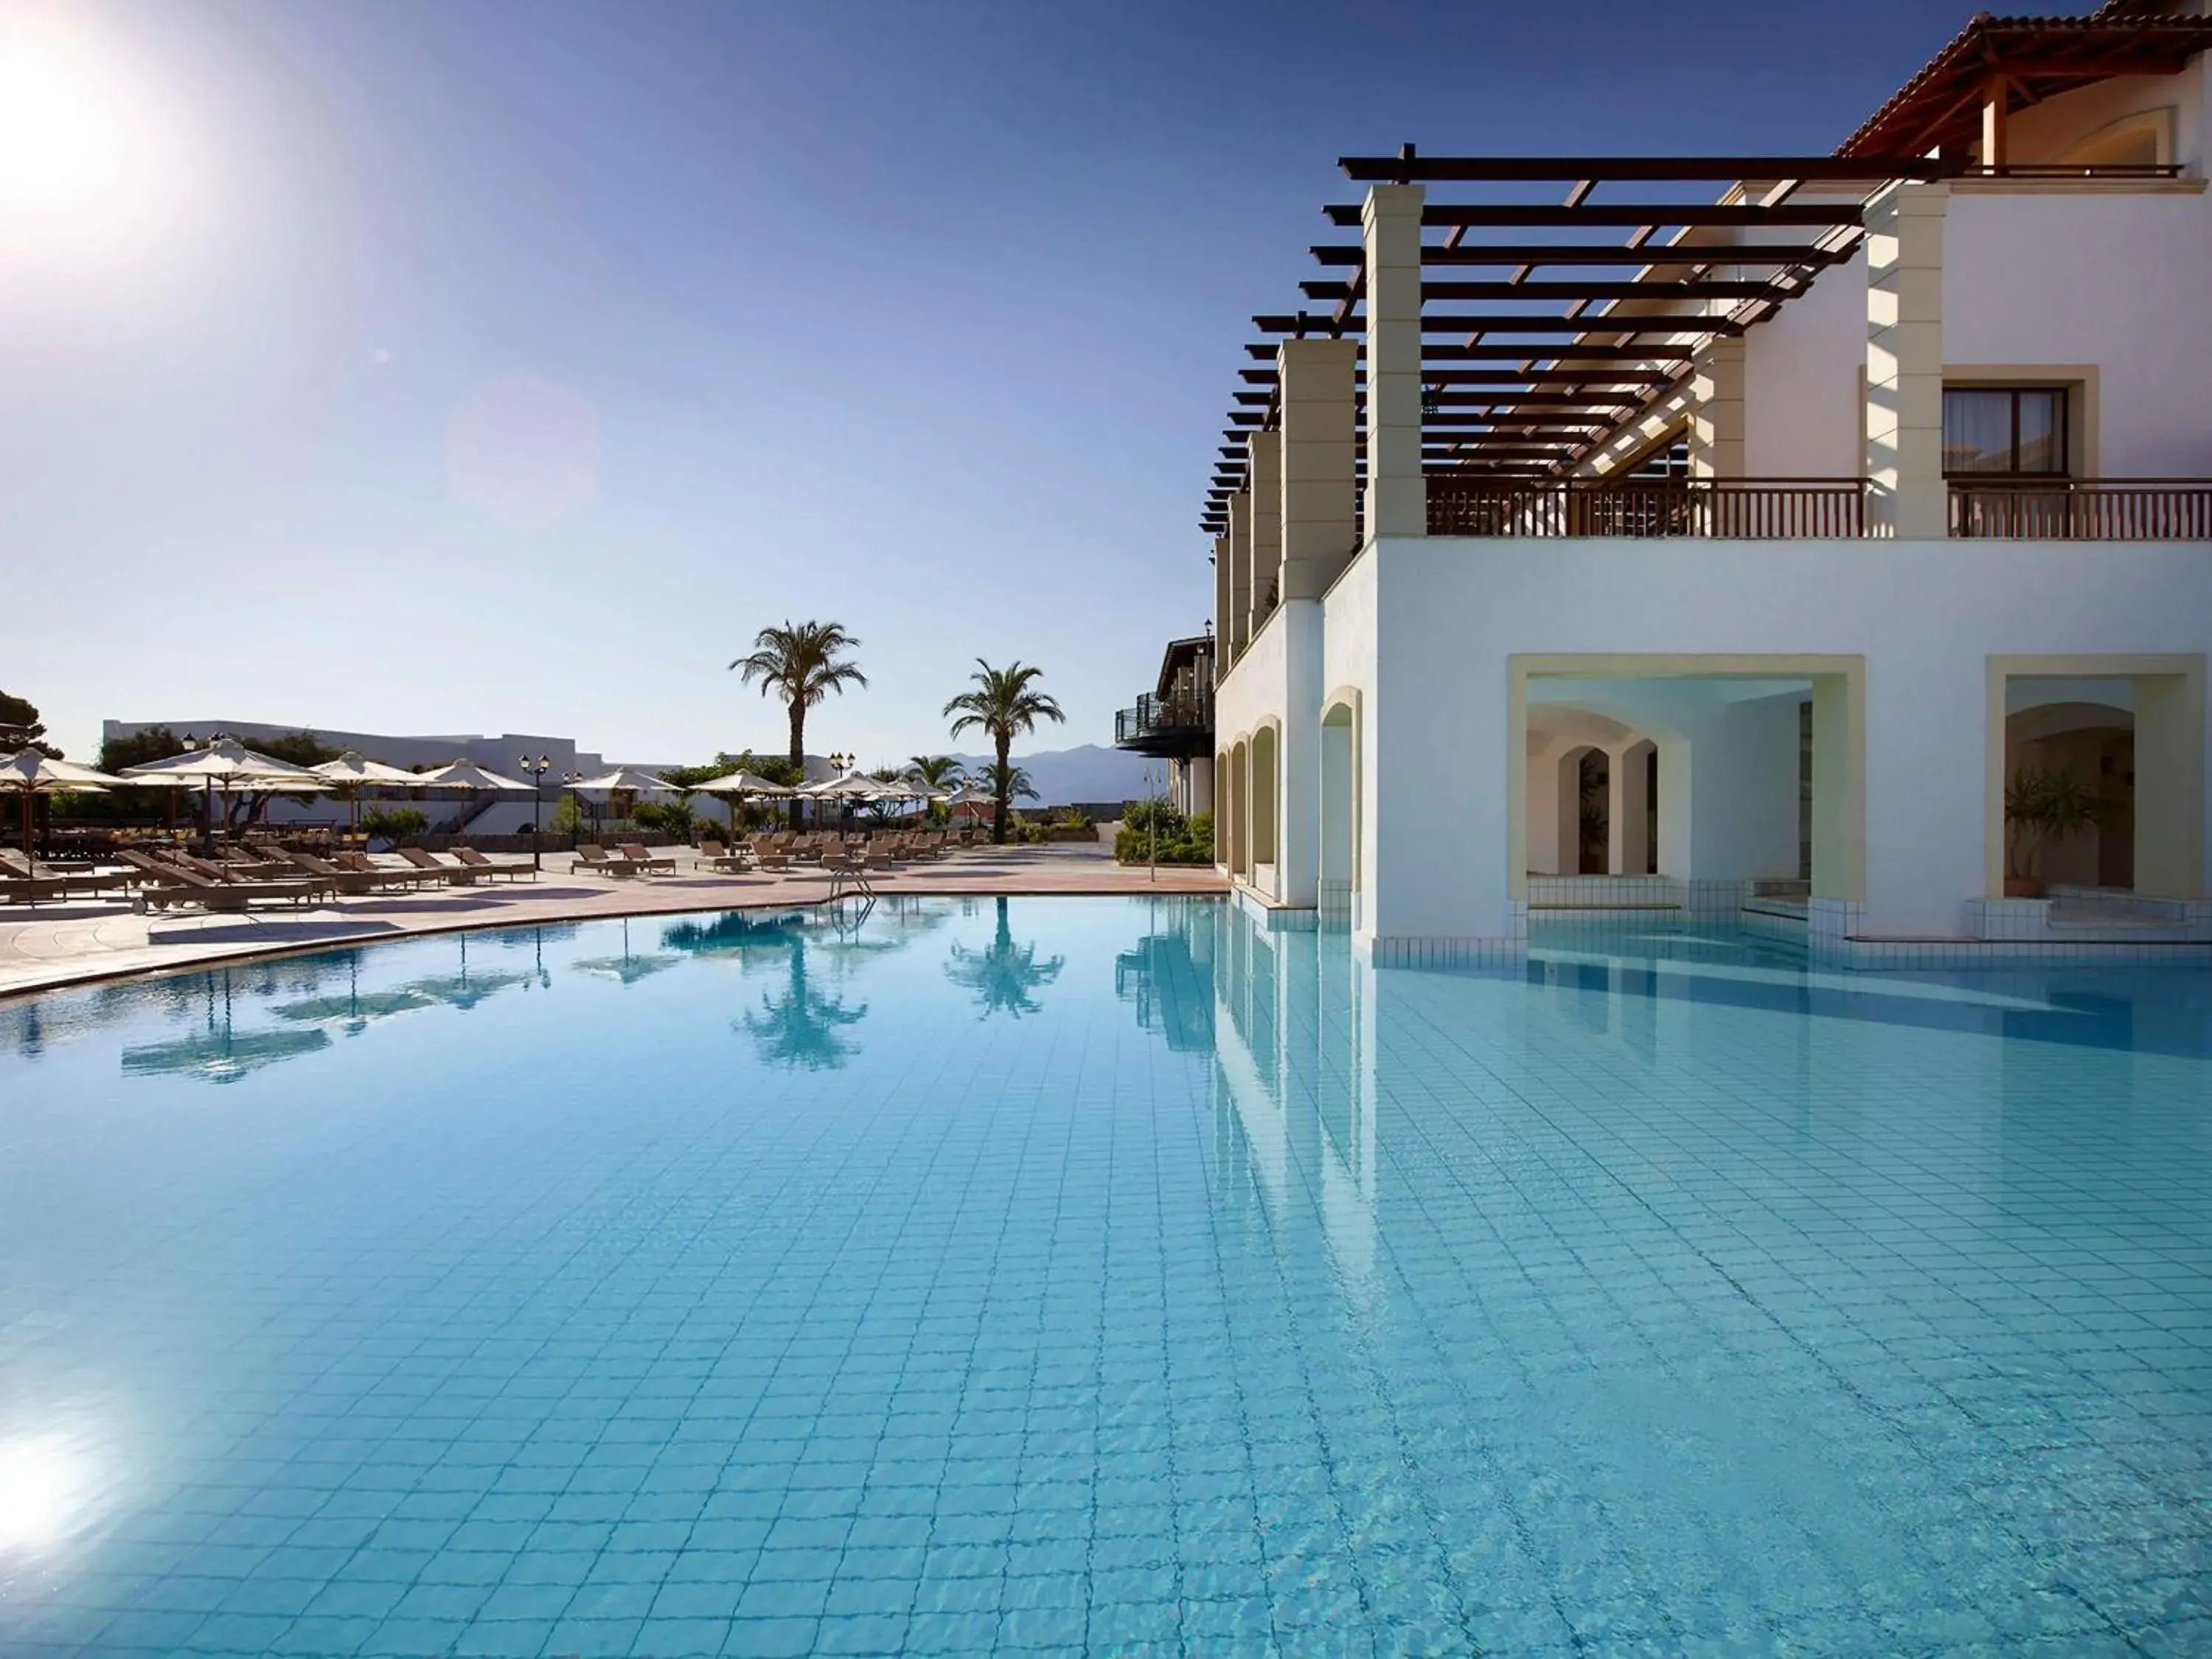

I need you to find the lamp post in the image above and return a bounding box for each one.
[184,731,218,853]
[827,753,853,833]
[518,755,552,872]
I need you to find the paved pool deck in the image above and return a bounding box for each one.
[0,844,1225,999]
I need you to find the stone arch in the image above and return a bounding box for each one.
[2005,698,2135,888]
[1556,745,1609,874]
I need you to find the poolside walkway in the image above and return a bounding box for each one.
[0,844,1225,998]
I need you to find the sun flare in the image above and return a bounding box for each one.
[0,21,132,212]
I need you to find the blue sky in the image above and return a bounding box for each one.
[5,0,1972,765]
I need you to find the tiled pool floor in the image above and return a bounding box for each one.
[1,898,2208,1655]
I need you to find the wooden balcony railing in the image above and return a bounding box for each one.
[1426,476,1865,538]
[1949,479,2212,540]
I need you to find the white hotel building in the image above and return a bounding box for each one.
[1155,0,2212,965]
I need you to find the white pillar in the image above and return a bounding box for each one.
[1279,337,1360,599]
[1688,338,1745,480]
[1610,744,1652,875]
[1865,181,1948,539]
[1248,429,1283,639]
[1361,184,1425,541]
[1212,534,1231,658]
[1189,755,1215,816]
[1226,494,1253,657]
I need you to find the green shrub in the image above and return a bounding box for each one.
[632,799,695,839]
[361,806,428,843]
[1115,804,1214,865]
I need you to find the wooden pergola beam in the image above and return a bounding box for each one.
[1338,152,1952,182]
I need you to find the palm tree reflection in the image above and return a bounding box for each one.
[945,897,1063,1020]
[742,933,867,1069]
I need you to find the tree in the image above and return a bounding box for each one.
[731,621,867,824]
[905,755,964,825]
[227,731,342,827]
[0,692,59,757]
[905,754,964,791]
[97,726,186,772]
[942,660,1065,844]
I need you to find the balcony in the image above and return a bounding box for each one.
[1422,474,2212,540]
[1427,476,1866,538]
[1114,693,1214,758]
[1949,479,2212,540]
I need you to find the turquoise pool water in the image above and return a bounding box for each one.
[1,897,2209,1656]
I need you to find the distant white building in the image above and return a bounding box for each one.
[1193,1,2212,964]
[100,718,830,835]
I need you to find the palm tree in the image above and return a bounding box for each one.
[905,754,964,792]
[731,620,867,824]
[943,660,1065,844]
[905,755,964,826]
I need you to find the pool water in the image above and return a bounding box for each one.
[1,896,2209,1656]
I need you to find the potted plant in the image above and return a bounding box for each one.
[2003,766,2101,897]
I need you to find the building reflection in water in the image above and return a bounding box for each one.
[1202,904,1380,1301]
[1113,895,1216,1052]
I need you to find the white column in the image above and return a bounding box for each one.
[1865,181,1948,539]
[1688,338,1746,480]
[1248,429,1283,639]
[1212,534,1231,658]
[1278,337,1360,599]
[1361,184,1425,541]
[1609,745,1651,874]
[1226,494,1253,657]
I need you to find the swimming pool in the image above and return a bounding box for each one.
[1,896,2208,1655]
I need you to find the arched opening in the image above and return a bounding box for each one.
[2005,699,2135,890]
[1556,746,1609,874]
[1251,724,1280,877]
[1229,740,1251,877]
[1320,701,1357,921]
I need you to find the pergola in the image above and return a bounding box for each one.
[1202,148,1949,534]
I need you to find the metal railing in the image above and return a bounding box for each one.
[1115,693,1214,747]
[1427,475,1866,538]
[1949,479,2212,540]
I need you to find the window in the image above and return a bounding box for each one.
[1628,435,1691,481]
[1943,386,2068,476]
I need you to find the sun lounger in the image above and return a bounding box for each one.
[270,849,423,894]
[335,851,448,891]
[572,843,648,877]
[118,853,321,912]
[453,846,535,882]
[616,843,677,875]
[0,848,133,898]
[397,846,486,886]
[698,839,753,874]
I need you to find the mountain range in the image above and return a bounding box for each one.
[947,743,1155,806]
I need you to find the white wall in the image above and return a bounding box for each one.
[1365,533,2212,945]
[1742,244,1866,479]
[1321,549,1381,929]
[1944,188,2212,476]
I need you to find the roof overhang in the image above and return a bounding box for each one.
[1837,9,2212,158]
